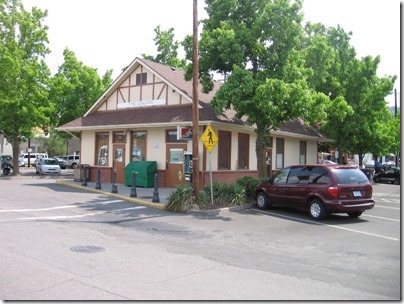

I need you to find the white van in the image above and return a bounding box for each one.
[19,153,48,167]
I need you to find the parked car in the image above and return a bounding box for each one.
[19,152,48,167]
[18,157,24,167]
[63,155,80,168]
[323,160,338,165]
[35,158,61,175]
[364,160,375,169]
[373,167,400,185]
[54,157,69,169]
[254,164,375,220]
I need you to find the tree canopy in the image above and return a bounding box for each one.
[49,48,113,129]
[0,0,51,172]
[142,25,186,69]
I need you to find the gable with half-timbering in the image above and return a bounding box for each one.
[97,64,191,112]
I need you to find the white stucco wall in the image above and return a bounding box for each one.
[272,135,319,169]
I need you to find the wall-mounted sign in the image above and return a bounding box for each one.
[117,99,166,109]
[177,126,192,140]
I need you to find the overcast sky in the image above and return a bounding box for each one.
[21,0,401,106]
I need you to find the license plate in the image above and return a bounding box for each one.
[353,191,362,197]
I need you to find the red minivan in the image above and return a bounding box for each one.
[254,165,375,220]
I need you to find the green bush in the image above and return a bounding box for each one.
[235,176,264,198]
[203,182,246,206]
[165,178,260,213]
[165,184,195,213]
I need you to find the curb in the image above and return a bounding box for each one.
[55,180,166,210]
[55,180,254,214]
[188,203,254,215]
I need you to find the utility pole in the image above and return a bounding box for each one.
[395,88,399,167]
[192,0,200,203]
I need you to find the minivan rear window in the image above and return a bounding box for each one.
[332,168,369,184]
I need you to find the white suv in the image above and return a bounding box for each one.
[63,155,80,168]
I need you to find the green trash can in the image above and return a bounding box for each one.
[125,161,157,188]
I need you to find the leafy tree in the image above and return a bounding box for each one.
[386,110,400,164]
[0,0,51,174]
[142,25,186,69]
[343,55,396,165]
[183,0,330,177]
[50,48,113,136]
[302,22,396,165]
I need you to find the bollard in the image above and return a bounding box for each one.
[130,171,137,198]
[111,169,118,193]
[95,166,101,189]
[152,173,160,203]
[81,166,87,186]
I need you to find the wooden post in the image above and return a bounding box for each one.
[192,0,200,203]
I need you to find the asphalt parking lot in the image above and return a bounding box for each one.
[0,170,400,300]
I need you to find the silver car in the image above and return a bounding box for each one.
[35,158,61,175]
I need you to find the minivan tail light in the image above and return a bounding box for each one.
[328,186,339,198]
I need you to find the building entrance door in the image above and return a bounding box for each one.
[165,143,187,187]
[113,144,125,184]
[266,148,272,178]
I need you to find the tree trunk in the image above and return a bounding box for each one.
[12,136,20,176]
[255,132,267,178]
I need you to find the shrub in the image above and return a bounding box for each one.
[165,184,195,213]
[235,176,264,198]
[203,182,246,206]
[165,184,209,212]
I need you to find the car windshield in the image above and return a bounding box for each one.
[332,168,369,184]
[44,159,58,165]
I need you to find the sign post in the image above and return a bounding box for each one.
[201,126,218,207]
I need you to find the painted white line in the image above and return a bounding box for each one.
[16,206,147,221]
[17,211,106,220]
[0,200,124,213]
[362,214,400,222]
[251,209,399,242]
[114,206,146,212]
[377,198,400,204]
[374,205,400,210]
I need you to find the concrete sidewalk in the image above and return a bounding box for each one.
[56,178,174,210]
[8,166,174,210]
[7,166,254,213]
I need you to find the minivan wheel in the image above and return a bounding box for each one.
[309,199,327,220]
[347,211,363,218]
[256,192,269,210]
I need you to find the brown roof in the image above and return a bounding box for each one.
[278,118,329,140]
[58,103,246,130]
[141,59,222,104]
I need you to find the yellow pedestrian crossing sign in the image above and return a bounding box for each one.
[201,126,218,152]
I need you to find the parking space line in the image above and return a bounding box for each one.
[362,214,400,222]
[375,205,400,210]
[0,200,124,213]
[251,209,399,242]
[15,206,147,221]
[17,211,106,220]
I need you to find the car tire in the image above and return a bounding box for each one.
[394,178,400,185]
[373,176,380,183]
[347,211,363,218]
[72,163,78,169]
[256,192,270,210]
[309,199,327,220]
[36,168,39,174]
